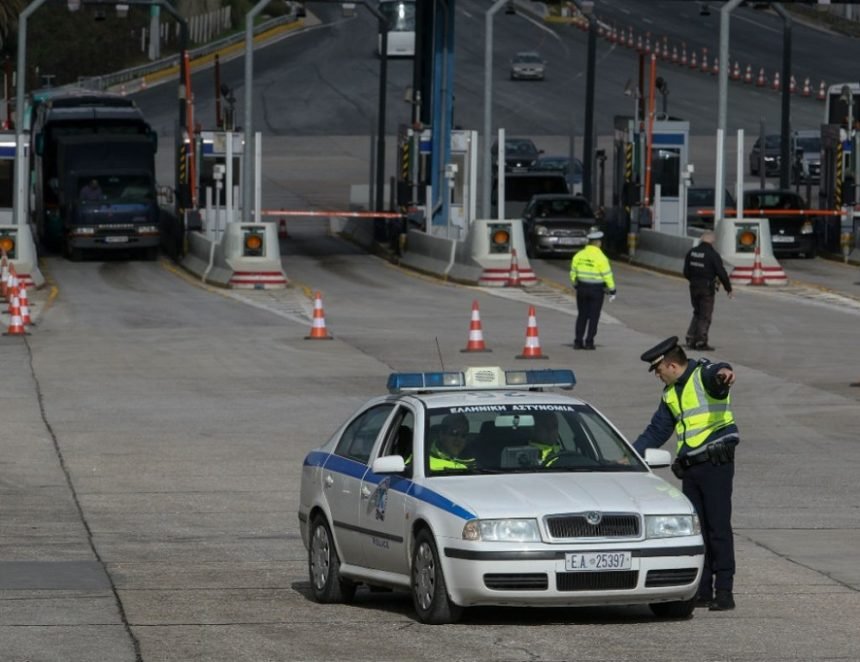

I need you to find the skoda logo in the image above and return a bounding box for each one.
[585,511,602,526]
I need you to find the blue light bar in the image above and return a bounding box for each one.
[387,367,576,393]
[387,371,465,393]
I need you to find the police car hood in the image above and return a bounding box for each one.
[436,472,693,518]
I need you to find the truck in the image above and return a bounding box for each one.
[29,88,160,260]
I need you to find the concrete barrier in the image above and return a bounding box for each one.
[0,221,45,289]
[182,231,232,286]
[629,228,695,275]
[715,217,787,286]
[469,219,538,286]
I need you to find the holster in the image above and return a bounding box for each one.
[671,459,685,479]
[706,441,735,465]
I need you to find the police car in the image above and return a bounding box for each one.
[298,367,704,624]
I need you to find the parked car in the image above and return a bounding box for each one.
[792,130,821,184]
[686,187,736,230]
[491,171,569,219]
[530,155,583,194]
[522,194,599,258]
[491,137,543,172]
[749,134,782,177]
[510,51,546,81]
[743,189,815,258]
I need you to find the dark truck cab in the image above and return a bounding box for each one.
[56,134,159,260]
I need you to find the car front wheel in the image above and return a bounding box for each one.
[308,515,356,604]
[650,599,695,619]
[411,529,463,624]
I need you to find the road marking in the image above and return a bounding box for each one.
[475,283,621,324]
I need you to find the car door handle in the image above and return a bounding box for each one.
[324,474,334,488]
[360,485,372,499]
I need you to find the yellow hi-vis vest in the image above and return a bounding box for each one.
[663,365,735,454]
[428,444,474,471]
[570,244,615,290]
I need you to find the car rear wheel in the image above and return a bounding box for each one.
[411,529,463,624]
[649,599,695,619]
[308,515,356,604]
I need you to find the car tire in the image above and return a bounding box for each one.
[308,515,357,604]
[649,599,695,619]
[411,528,463,624]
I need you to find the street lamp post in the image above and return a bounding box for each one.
[481,0,510,220]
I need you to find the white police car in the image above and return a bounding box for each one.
[298,367,704,624]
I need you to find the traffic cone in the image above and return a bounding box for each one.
[700,48,709,73]
[4,283,27,336]
[744,64,753,84]
[627,27,634,48]
[731,61,741,81]
[461,300,491,353]
[711,57,719,76]
[140,77,148,91]
[790,75,797,94]
[689,49,698,70]
[802,77,811,97]
[750,246,765,286]
[516,306,548,360]
[506,249,522,288]
[305,291,333,339]
[278,213,288,239]
[818,80,826,101]
[661,39,669,60]
[6,271,18,313]
[0,250,9,300]
[772,72,781,91]
[18,281,32,326]
[645,33,651,54]
[756,67,766,87]
[637,34,643,52]
[671,45,679,64]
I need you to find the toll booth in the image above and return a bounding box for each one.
[819,124,859,253]
[197,130,244,211]
[648,119,690,236]
[0,132,43,287]
[396,125,478,240]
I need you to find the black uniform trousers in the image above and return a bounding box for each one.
[575,284,605,346]
[686,282,716,347]
[682,460,735,596]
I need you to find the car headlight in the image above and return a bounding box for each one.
[801,221,813,234]
[645,514,700,538]
[534,225,548,236]
[764,156,776,162]
[462,518,541,542]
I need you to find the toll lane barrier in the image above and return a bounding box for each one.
[181,221,287,289]
[628,228,695,275]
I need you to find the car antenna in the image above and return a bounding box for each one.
[435,337,446,371]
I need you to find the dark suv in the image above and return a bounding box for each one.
[743,189,815,258]
[522,194,598,258]
[491,172,569,220]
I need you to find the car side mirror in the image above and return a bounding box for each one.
[644,448,672,468]
[372,455,406,474]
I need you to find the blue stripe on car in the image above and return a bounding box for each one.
[304,451,476,520]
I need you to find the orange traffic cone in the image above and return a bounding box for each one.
[756,67,767,87]
[506,249,522,288]
[817,81,826,101]
[305,291,333,339]
[750,246,765,286]
[744,64,753,84]
[801,77,811,97]
[516,306,548,360]
[700,49,709,73]
[731,60,741,81]
[461,300,491,353]
[689,49,697,70]
[6,271,17,313]
[0,250,9,300]
[772,72,781,91]
[4,283,27,336]
[711,57,719,76]
[278,215,288,239]
[18,281,33,326]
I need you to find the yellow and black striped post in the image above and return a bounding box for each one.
[400,138,410,182]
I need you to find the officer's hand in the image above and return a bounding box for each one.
[717,368,735,386]
[727,291,734,300]
[609,294,616,303]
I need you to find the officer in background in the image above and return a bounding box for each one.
[683,231,732,351]
[428,413,475,471]
[570,230,616,350]
[527,411,562,462]
[633,337,739,611]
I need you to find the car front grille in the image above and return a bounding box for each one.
[644,568,699,587]
[557,571,638,592]
[545,514,640,539]
[484,573,548,591]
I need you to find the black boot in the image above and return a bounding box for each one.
[709,589,735,611]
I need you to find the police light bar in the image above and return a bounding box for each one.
[387,367,576,393]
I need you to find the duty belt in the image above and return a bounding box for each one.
[678,441,735,469]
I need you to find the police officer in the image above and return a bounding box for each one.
[683,230,732,351]
[633,336,739,611]
[570,230,616,350]
[428,413,475,471]
[528,411,562,462]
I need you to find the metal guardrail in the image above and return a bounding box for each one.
[77,12,300,92]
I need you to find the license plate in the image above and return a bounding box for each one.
[565,551,632,571]
[558,238,586,246]
[105,236,129,243]
[772,235,794,243]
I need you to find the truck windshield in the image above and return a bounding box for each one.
[79,175,153,204]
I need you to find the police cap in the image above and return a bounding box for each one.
[641,336,679,372]
[587,230,604,240]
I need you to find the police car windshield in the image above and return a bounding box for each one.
[424,405,644,475]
